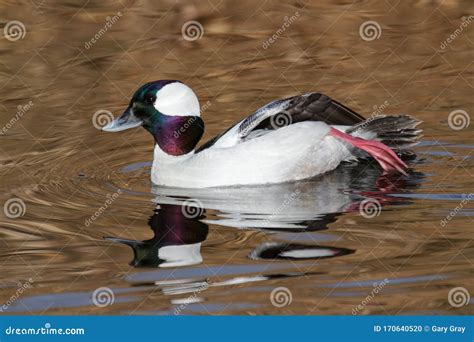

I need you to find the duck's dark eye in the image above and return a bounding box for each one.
[145,94,156,104]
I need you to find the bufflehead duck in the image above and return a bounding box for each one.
[102,80,421,188]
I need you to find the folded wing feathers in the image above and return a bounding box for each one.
[197,93,421,153]
[238,93,365,141]
[347,115,423,149]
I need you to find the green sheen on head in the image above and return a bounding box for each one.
[102,80,204,156]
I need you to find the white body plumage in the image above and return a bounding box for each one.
[151,122,353,188]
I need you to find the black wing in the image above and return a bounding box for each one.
[196,93,364,152]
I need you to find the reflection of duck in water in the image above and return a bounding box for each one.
[106,204,207,267]
[107,164,421,268]
[151,163,419,230]
[107,202,355,269]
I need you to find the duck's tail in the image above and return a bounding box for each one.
[347,115,423,150]
[329,115,422,175]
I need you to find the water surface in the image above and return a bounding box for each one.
[0,0,472,315]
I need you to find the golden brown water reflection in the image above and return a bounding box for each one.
[0,0,472,315]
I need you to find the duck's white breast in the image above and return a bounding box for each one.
[152,122,352,188]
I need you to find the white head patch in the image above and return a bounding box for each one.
[154,82,200,117]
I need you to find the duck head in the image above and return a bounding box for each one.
[102,80,204,156]
[106,203,208,267]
